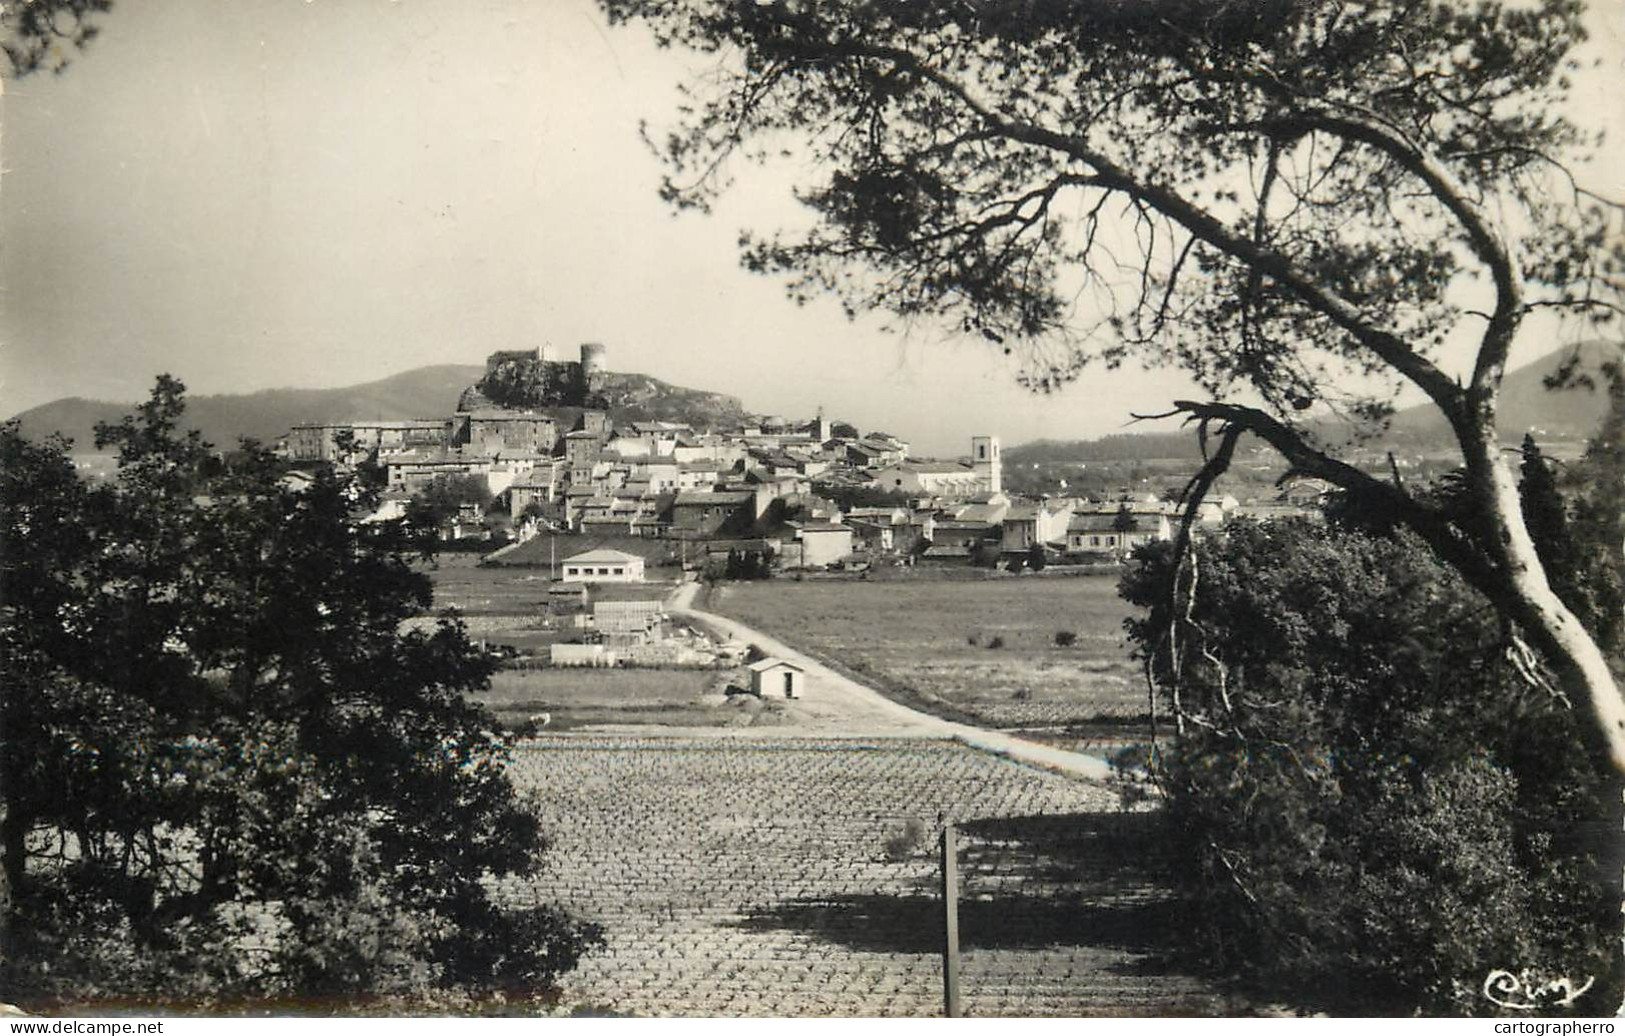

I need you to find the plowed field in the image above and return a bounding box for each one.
[503,735,1230,1017]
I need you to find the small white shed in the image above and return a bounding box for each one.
[749,658,806,699]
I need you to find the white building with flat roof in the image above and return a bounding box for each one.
[558,549,646,583]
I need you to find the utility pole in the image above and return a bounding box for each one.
[940,821,962,1018]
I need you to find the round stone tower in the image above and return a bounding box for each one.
[579,341,607,391]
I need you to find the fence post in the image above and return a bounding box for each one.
[941,821,962,1018]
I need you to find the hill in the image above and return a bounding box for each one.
[1384,339,1621,444]
[1005,431,1206,467]
[593,371,747,427]
[1006,342,1621,466]
[10,365,748,452]
[9,365,485,452]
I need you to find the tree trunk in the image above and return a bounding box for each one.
[1478,444,1625,770]
[0,795,24,968]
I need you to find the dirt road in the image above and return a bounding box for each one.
[665,582,1113,780]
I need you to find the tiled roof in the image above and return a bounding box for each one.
[561,549,643,564]
[466,410,555,422]
[1068,514,1141,532]
[794,522,851,533]
[892,461,972,474]
[747,658,804,673]
[674,490,756,506]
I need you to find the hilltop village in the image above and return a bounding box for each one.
[277,345,1325,577]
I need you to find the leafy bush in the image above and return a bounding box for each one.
[1054,630,1078,647]
[986,635,1005,649]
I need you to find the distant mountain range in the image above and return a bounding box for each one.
[8,366,748,452]
[10,342,1617,459]
[1006,342,1620,466]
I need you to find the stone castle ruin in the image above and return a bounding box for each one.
[459,342,608,412]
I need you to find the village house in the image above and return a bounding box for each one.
[506,462,565,519]
[559,548,646,583]
[565,429,609,482]
[676,463,724,491]
[1279,478,1335,509]
[858,432,909,464]
[1065,510,1171,553]
[927,518,999,554]
[670,488,768,537]
[671,437,746,468]
[949,492,1011,526]
[287,419,455,464]
[580,513,638,535]
[576,490,623,522]
[632,458,681,493]
[842,505,911,554]
[625,421,692,455]
[1001,499,1074,554]
[846,517,894,553]
[384,449,507,496]
[460,411,560,457]
[604,435,653,460]
[562,484,600,526]
[790,520,854,568]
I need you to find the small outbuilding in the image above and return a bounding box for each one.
[559,548,646,583]
[748,658,806,700]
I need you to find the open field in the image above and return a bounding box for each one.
[705,576,1146,734]
[475,667,810,731]
[503,734,1230,1017]
[419,554,678,652]
[422,553,559,615]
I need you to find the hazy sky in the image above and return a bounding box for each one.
[3,0,1623,456]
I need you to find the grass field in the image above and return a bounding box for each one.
[474,667,799,731]
[705,575,1147,732]
[502,734,1230,1017]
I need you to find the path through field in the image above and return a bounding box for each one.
[665,582,1113,779]
[505,735,1231,1017]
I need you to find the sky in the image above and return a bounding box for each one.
[2,0,1623,457]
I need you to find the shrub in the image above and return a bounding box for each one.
[1027,543,1047,571]
[881,819,929,861]
[1053,630,1078,647]
[986,635,1005,649]
[1121,521,1617,1015]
